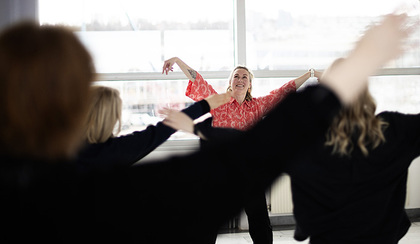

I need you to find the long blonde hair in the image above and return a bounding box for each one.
[324,59,387,156]
[84,86,122,144]
[325,88,388,156]
[227,65,254,101]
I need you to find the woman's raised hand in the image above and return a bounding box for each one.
[321,13,417,105]
[162,57,178,75]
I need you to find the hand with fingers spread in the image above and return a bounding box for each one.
[162,57,198,82]
[161,108,194,134]
[160,92,232,133]
[321,13,416,105]
[162,57,177,75]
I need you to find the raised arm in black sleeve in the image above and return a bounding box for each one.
[76,100,211,170]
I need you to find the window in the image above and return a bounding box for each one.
[370,75,420,114]
[39,0,234,139]
[39,0,234,73]
[38,0,420,140]
[246,0,420,70]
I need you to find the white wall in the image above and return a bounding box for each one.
[407,157,420,208]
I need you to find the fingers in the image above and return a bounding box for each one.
[321,13,416,105]
[161,63,166,74]
[160,108,194,133]
[162,61,174,75]
[160,108,178,127]
[159,107,175,117]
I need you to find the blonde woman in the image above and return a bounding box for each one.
[163,58,322,131]
[162,57,321,244]
[286,58,420,243]
[77,85,231,169]
[84,86,123,144]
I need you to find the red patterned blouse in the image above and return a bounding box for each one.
[185,72,297,131]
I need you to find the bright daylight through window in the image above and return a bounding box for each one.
[39,0,420,139]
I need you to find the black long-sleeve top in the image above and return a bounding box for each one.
[287,111,420,244]
[193,96,420,244]
[0,85,341,244]
[76,100,210,170]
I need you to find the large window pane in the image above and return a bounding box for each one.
[246,0,420,70]
[369,75,420,114]
[39,0,234,73]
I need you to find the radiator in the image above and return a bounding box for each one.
[270,166,418,214]
[270,174,294,214]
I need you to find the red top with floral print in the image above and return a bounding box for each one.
[186,72,297,130]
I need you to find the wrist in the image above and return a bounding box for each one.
[309,68,315,78]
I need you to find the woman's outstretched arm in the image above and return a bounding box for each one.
[162,57,198,82]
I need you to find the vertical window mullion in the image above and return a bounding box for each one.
[234,0,247,66]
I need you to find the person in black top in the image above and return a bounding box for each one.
[0,13,413,244]
[76,85,231,171]
[285,59,420,244]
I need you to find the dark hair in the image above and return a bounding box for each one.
[0,22,95,159]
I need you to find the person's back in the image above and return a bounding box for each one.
[0,22,105,243]
[287,89,420,243]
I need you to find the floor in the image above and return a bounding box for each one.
[215,222,420,244]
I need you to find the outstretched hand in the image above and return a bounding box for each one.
[160,108,194,133]
[352,13,415,68]
[321,13,417,105]
[205,92,232,110]
[160,92,232,133]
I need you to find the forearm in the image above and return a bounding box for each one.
[294,71,311,89]
[174,57,197,82]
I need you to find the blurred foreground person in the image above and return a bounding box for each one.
[287,58,420,244]
[0,22,96,243]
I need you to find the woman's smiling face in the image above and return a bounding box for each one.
[230,68,251,95]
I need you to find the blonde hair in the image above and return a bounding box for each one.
[84,86,122,144]
[324,59,387,156]
[0,22,94,159]
[227,65,254,101]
